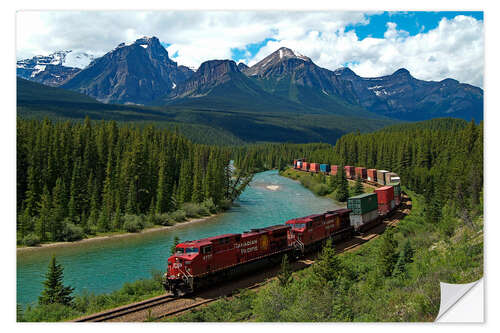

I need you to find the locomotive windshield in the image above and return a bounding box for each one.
[293,223,306,229]
[185,247,199,253]
[175,248,184,254]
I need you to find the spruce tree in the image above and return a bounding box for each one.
[171,236,180,254]
[38,255,74,306]
[278,254,293,287]
[36,185,51,242]
[336,166,349,202]
[377,228,398,277]
[354,176,364,196]
[313,239,343,283]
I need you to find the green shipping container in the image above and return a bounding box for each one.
[347,193,378,215]
[389,182,401,196]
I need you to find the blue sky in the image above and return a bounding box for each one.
[346,11,483,39]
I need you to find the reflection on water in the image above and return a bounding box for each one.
[17,170,343,306]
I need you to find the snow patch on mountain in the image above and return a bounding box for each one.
[63,52,95,69]
[31,65,46,77]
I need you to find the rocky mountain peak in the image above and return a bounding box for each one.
[392,68,411,77]
[275,47,311,62]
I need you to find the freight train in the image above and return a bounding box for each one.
[163,159,402,295]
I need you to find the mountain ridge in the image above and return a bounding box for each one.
[17,37,483,121]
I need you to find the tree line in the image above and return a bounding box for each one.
[233,118,483,223]
[16,117,252,245]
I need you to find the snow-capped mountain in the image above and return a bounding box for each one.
[16,50,96,86]
[61,36,194,105]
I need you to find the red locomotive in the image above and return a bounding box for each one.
[164,225,292,295]
[164,209,353,295]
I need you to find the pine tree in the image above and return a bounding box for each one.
[336,166,349,202]
[377,228,398,277]
[171,236,180,254]
[313,239,343,283]
[36,185,51,242]
[392,240,414,278]
[354,176,364,196]
[38,255,74,306]
[278,254,293,287]
[125,178,137,215]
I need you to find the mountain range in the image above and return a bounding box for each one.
[17,36,483,121]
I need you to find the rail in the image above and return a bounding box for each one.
[72,294,176,322]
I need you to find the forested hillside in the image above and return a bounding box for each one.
[236,118,483,217]
[16,118,253,245]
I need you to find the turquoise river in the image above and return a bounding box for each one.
[17,170,343,306]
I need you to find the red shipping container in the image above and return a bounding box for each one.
[330,165,338,176]
[374,186,394,204]
[310,163,320,173]
[355,167,367,179]
[344,166,355,179]
[367,169,377,181]
[302,162,309,171]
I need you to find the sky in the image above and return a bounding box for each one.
[16,11,484,87]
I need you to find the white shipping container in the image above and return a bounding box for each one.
[349,209,379,229]
[391,176,401,183]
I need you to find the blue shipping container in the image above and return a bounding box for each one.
[320,164,331,173]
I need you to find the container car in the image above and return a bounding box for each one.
[355,167,367,179]
[367,169,377,182]
[385,172,398,185]
[301,162,309,171]
[376,170,389,185]
[320,164,331,173]
[344,166,355,179]
[309,163,320,173]
[330,165,338,176]
[347,193,378,215]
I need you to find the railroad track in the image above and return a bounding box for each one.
[73,193,412,322]
[73,294,176,322]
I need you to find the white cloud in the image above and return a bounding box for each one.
[248,15,483,87]
[16,11,483,87]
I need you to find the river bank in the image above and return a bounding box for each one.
[17,213,219,254]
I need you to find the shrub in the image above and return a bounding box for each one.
[182,203,201,218]
[62,223,84,242]
[22,303,79,322]
[313,183,330,196]
[218,199,232,211]
[170,210,187,222]
[155,213,174,226]
[202,198,217,214]
[122,215,144,233]
[23,233,41,246]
